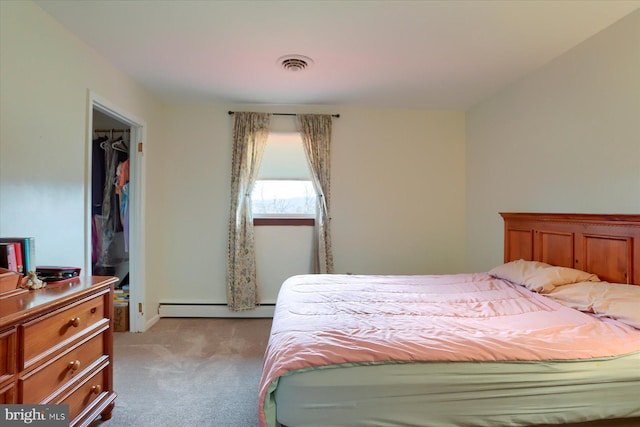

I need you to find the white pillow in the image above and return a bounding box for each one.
[488,259,600,294]
[545,281,601,311]
[548,281,640,329]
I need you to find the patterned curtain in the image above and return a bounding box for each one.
[226,112,271,311]
[296,114,334,274]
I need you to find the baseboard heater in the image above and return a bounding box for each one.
[158,302,275,318]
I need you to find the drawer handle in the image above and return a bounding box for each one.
[69,317,80,327]
[91,385,102,395]
[68,360,81,371]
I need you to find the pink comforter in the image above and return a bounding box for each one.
[258,273,640,427]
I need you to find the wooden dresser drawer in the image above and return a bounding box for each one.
[20,332,106,403]
[0,327,17,382]
[22,293,106,369]
[57,361,109,423]
[0,381,16,403]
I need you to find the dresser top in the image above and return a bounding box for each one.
[0,276,118,328]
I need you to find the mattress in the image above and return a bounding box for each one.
[259,273,640,427]
[274,353,640,427]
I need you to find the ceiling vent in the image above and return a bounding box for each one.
[278,55,313,72]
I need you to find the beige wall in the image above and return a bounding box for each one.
[332,108,466,276]
[0,1,167,327]
[466,10,640,273]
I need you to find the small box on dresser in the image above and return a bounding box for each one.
[0,276,118,426]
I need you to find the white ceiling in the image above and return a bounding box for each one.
[34,0,639,110]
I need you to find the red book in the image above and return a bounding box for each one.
[0,243,18,272]
[12,242,24,273]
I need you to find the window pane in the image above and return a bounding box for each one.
[252,180,316,215]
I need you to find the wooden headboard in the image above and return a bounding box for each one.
[501,213,640,285]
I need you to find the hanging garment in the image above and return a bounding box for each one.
[91,214,102,264]
[97,141,119,267]
[92,136,108,215]
[121,182,129,252]
[115,159,130,252]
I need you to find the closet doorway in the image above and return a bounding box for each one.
[87,92,145,332]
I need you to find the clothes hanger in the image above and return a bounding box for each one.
[112,139,129,153]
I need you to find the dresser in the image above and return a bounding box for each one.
[0,276,118,426]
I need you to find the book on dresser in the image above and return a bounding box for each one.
[0,275,119,426]
[0,243,18,272]
[0,237,35,273]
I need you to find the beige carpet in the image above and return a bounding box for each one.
[91,317,272,427]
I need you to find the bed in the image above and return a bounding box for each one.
[258,213,640,427]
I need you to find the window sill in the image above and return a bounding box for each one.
[253,217,315,226]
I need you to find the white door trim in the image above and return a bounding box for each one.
[86,90,147,332]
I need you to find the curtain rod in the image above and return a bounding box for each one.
[228,111,339,118]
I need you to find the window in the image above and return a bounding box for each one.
[251,132,316,225]
[252,180,315,215]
